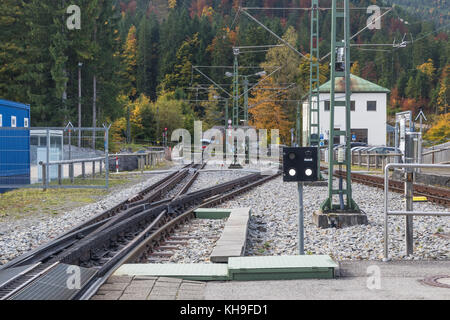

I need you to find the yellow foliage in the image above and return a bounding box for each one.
[351,61,361,77]
[168,0,177,9]
[424,113,450,144]
[417,59,435,78]
[249,77,293,144]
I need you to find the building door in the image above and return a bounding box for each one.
[351,129,368,144]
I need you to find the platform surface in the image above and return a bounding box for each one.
[114,263,229,281]
[208,208,251,263]
[228,255,338,280]
[205,260,450,300]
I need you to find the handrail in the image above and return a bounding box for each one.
[383,163,450,261]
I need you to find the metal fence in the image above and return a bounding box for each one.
[383,163,450,261]
[0,126,110,191]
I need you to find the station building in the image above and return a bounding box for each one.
[303,74,390,146]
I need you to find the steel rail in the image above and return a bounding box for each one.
[0,165,196,271]
[77,172,280,300]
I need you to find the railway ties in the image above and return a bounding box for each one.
[0,163,280,300]
[0,163,204,299]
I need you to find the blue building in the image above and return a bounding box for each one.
[0,99,31,192]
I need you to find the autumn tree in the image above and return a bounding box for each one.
[248,77,293,144]
[424,113,450,144]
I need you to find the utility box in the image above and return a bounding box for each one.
[0,99,31,193]
[283,147,318,182]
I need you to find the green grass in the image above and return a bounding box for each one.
[0,174,140,221]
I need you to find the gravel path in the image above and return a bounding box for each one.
[217,176,449,261]
[0,173,171,265]
[159,219,227,264]
[188,170,253,193]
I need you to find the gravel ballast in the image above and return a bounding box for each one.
[1,166,448,265]
[217,176,449,261]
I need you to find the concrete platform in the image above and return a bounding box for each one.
[228,255,338,281]
[99,260,450,300]
[113,255,338,282]
[195,208,251,263]
[91,276,206,300]
[114,263,229,281]
[205,260,450,300]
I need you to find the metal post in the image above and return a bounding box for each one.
[225,99,229,127]
[126,106,131,145]
[82,161,86,179]
[298,182,305,255]
[243,76,249,125]
[321,0,359,212]
[58,164,62,185]
[296,101,301,147]
[78,62,82,148]
[104,125,110,189]
[232,51,239,127]
[405,170,414,255]
[46,129,50,189]
[41,162,47,191]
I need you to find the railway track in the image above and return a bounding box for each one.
[0,163,280,300]
[0,163,202,299]
[0,163,198,272]
[330,169,450,207]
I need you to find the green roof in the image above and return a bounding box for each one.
[316,74,390,93]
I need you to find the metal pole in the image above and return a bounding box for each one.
[225,99,229,127]
[384,164,390,261]
[298,182,305,255]
[104,125,109,189]
[46,129,50,189]
[78,62,82,148]
[243,76,249,125]
[233,52,239,127]
[405,170,414,256]
[296,101,301,147]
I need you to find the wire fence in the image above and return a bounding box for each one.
[0,126,110,192]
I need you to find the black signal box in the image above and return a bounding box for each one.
[283,147,318,182]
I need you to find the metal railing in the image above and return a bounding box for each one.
[422,146,450,164]
[39,157,107,190]
[352,152,402,171]
[383,163,450,261]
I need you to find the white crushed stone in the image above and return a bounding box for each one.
[0,173,171,265]
[217,176,449,261]
[156,219,227,264]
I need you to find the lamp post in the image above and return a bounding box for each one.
[78,62,82,148]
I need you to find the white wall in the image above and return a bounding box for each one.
[303,92,387,146]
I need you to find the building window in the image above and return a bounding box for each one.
[24,118,29,128]
[324,101,330,111]
[0,114,2,127]
[11,116,16,127]
[351,101,356,111]
[367,101,377,111]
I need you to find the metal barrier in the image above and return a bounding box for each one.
[422,146,450,164]
[0,126,110,191]
[383,163,450,261]
[111,151,166,173]
[39,157,107,190]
